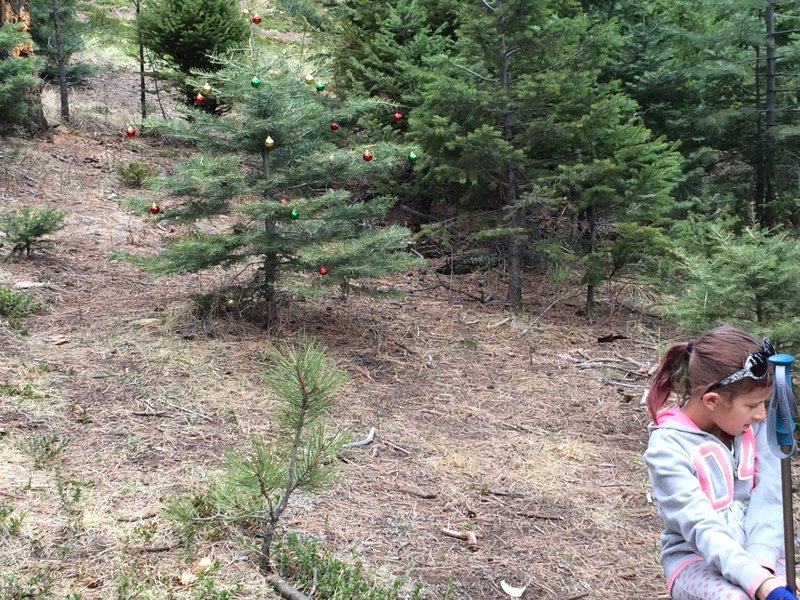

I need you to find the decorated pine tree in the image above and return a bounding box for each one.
[119,46,422,322]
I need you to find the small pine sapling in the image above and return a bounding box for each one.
[209,339,349,574]
[0,205,68,257]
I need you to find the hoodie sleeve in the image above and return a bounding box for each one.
[645,429,772,597]
[743,421,784,571]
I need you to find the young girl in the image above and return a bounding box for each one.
[644,325,797,600]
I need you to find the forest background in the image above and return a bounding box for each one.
[2,0,800,599]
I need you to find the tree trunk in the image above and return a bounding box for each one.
[134,0,146,119]
[51,0,70,122]
[0,0,49,134]
[498,19,522,307]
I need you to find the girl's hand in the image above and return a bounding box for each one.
[758,578,796,600]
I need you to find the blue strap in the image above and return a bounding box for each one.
[766,586,799,600]
[767,355,799,459]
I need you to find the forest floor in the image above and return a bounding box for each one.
[0,64,679,599]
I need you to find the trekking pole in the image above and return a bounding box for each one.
[768,353,799,593]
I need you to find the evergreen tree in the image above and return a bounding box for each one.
[136,0,248,106]
[118,48,422,323]
[0,24,43,133]
[664,225,800,352]
[30,0,94,118]
[407,0,682,307]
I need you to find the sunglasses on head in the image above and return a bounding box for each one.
[707,338,775,391]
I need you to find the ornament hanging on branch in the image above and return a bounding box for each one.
[251,76,261,88]
[393,112,403,122]
[362,149,373,161]
[315,81,326,92]
[202,82,212,94]
[150,203,161,215]
[279,197,288,204]
[251,13,262,24]
[195,93,205,105]
[319,266,328,275]
[290,209,299,220]
[408,152,418,163]
[125,125,136,137]
[304,73,315,85]
[264,136,274,149]
[330,122,339,131]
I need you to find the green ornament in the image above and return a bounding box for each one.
[290,209,299,220]
[315,81,326,92]
[408,152,418,162]
[251,77,261,88]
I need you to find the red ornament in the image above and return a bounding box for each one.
[125,126,136,137]
[319,266,328,275]
[392,112,403,121]
[279,197,288,204]
[195,93,205,104]
[150,203,160,215]
[362,149,373,161]
[330,122,339,131]
[251,13,261,24]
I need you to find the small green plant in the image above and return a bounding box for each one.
[273,533,414,600]
[192,562,240,600]
[0,501,25,536]
[0,205,68,257]
[21,432,70,468]
[132,521,158,545]
[0,380,38,398]
[0,567,55,599]
[115,161,156,187]
[0,287,41,319]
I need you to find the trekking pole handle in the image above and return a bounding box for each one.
[768,354,798,457]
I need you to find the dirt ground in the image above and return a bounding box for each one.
[0,74,680,600]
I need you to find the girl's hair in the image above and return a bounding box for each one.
[647,325,771,422]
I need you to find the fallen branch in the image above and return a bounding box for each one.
[441,527,478,547]
[267,574,311,600]
[344,426,376,448]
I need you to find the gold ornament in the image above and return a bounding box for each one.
[264,135,275,149]
[304,73,315,85]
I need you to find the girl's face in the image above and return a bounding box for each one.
[713,387,769,436]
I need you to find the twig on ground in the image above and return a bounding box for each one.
[157,396,212,422]
[267,574,310,600]
[344,426,376,448]
[116,512,157,522]
[384,440,412,455]
[441,527,478,546]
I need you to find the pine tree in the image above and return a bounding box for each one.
[406,0,682,308]
[206,339,349,572]
[664,225,800,352]
[30,0,93,122]
[0,23,43,132]
[136,0,248,106]
[118,46,422,323]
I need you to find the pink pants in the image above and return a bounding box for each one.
[671,560,787,600]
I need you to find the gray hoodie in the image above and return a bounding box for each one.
[644,406,783,597]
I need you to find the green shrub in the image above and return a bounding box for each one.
[115,161,157,187]
[273,532,422,600]
[0,205,68,257]
[0,286,41,318]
